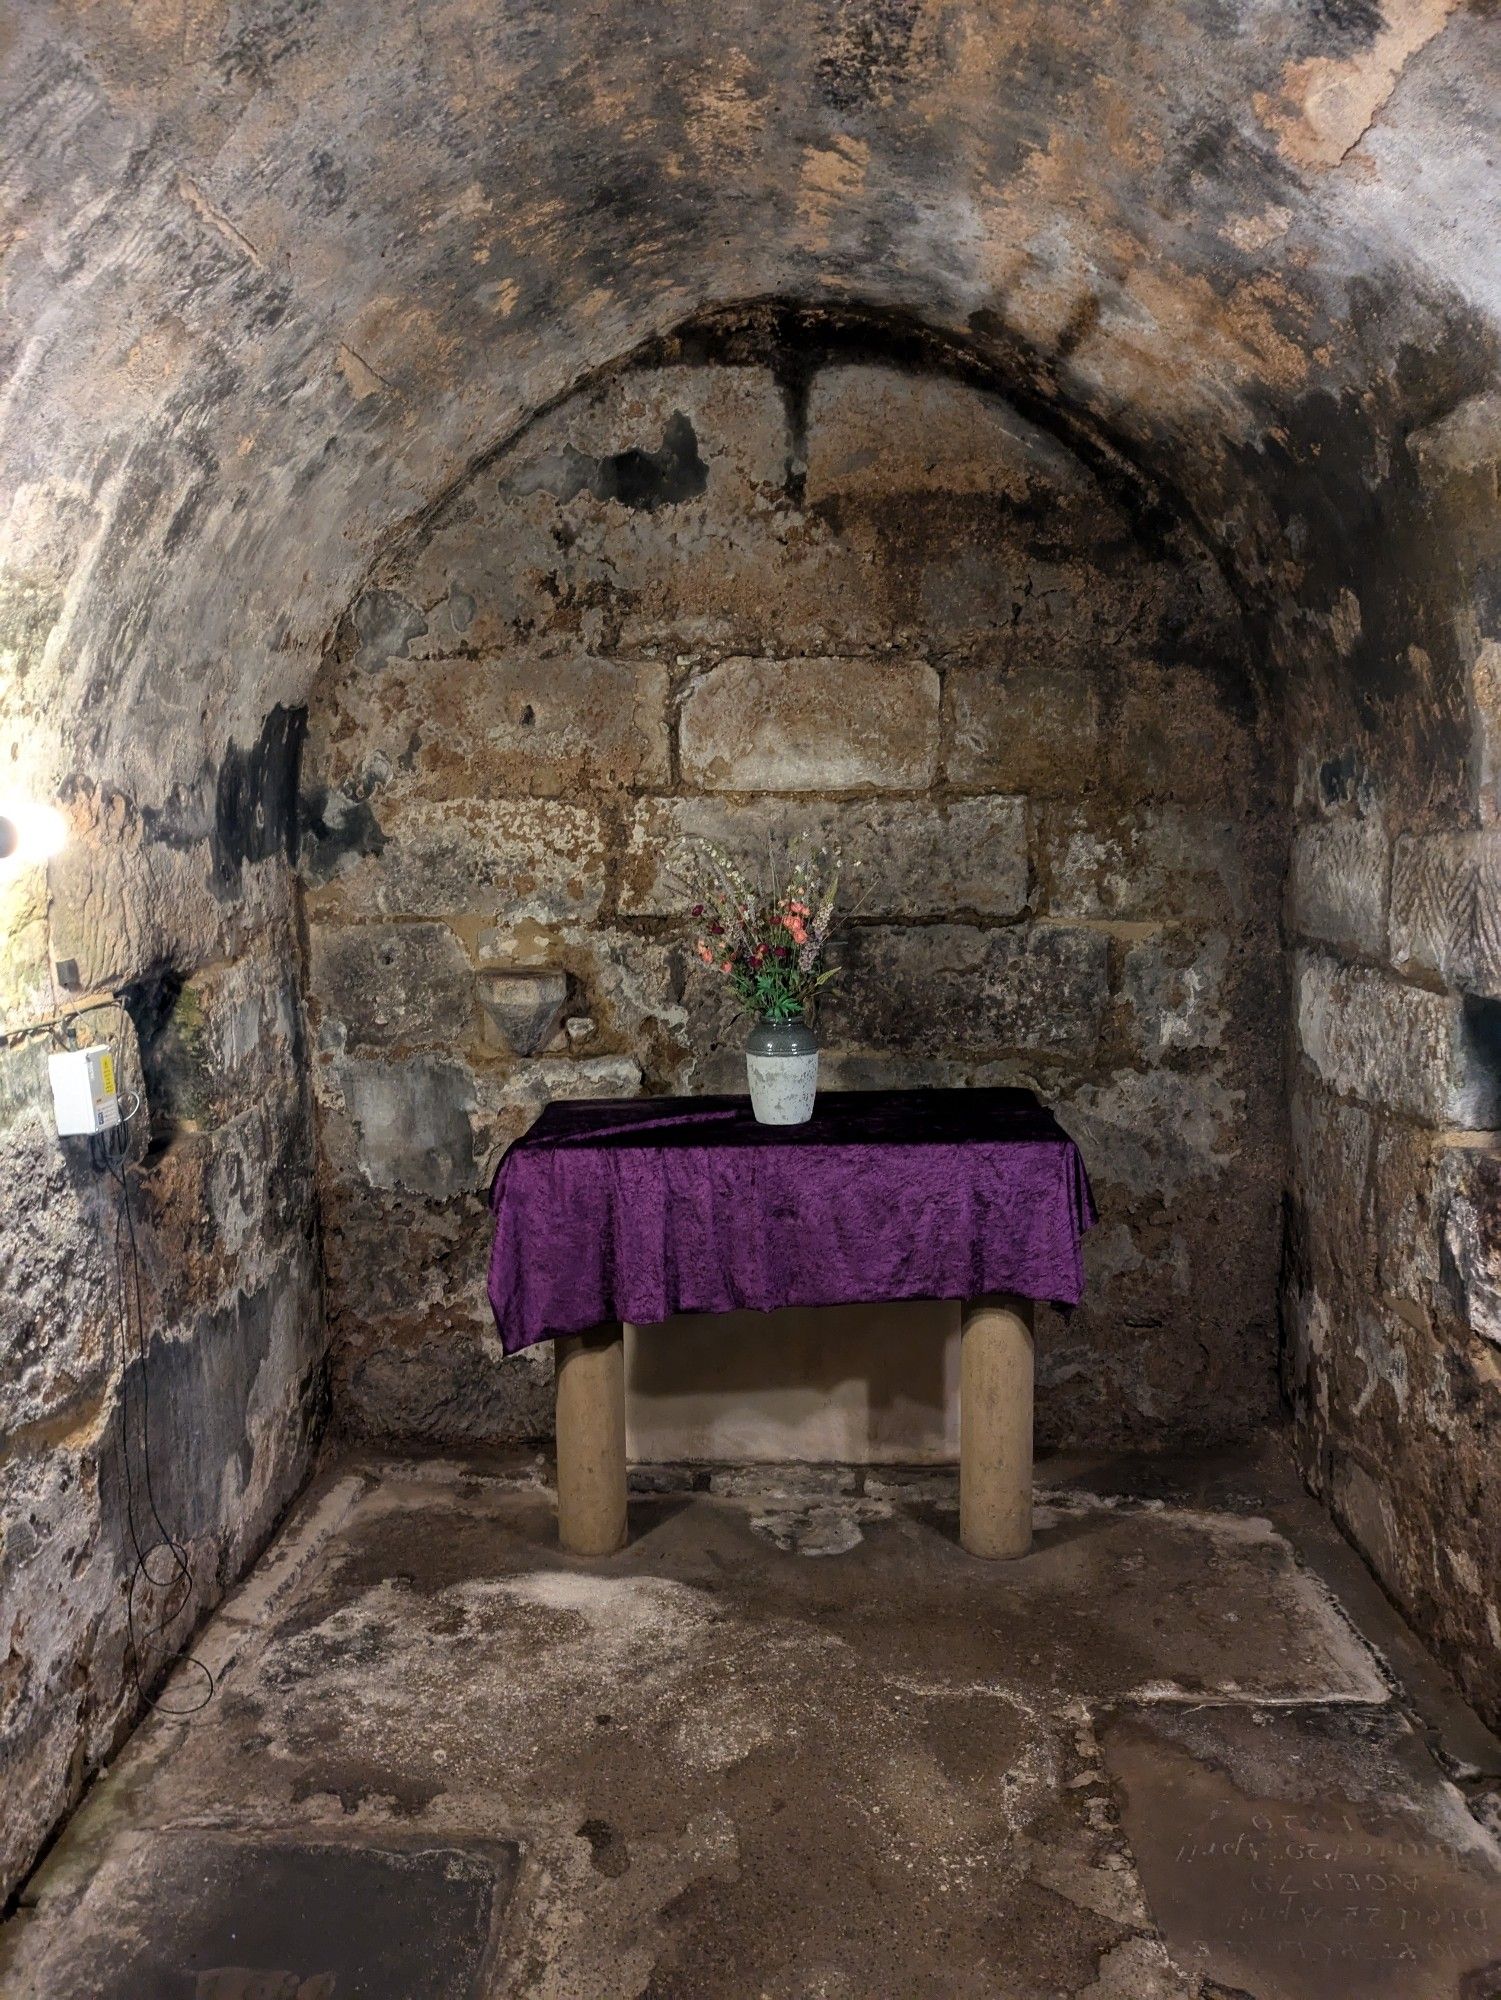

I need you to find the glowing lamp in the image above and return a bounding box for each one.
[0,797,67,874]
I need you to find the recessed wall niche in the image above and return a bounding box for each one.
[300,320,1284,1456]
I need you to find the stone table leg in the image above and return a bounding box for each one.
[555,1324,627,1556]
[960,1294,1035,1559]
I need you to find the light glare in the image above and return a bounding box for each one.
[0,797,68,874]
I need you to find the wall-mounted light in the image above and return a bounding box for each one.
[0,796,67,876]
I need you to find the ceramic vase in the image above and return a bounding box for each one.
[745,1017,819,1125]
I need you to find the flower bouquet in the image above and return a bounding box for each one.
[681,837,841,1124]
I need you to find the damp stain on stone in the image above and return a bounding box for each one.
[118,961,191,1155]
[96,1281,276,1545]
[517,411,709,513]
[577,1817,632,1877]
[352,589,428,669]
[298,784,387,884]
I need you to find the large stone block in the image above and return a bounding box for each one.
[1286,816,1390,957]
[1296,952,1501,1127]
[1118,932,1229,1060]
[1041,804,1244,922]
[302,796,607,924]
[308,921,475,1051]
[824,922,1109,1058]
[503,363,786,517]
[679,657,940,792]
[804,364,1092,503]
[618,794,1028,920]
[1390,830,1501,996]
[1106,660,1266,808]
[1049,1067,1246,1200]
[332,1054,481,1198]
[944,659,1101,794]
[312,649,671,801]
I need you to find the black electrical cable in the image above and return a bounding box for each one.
[100,1117,216,1719]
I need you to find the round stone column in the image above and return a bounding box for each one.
[959,1294,1035,1559]
[555,1324,628,1556]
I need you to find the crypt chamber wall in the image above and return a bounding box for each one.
[2,0,1499,1914]
[298,310,1287,1463]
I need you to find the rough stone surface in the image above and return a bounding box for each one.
[9,1832,517,2000]
[0,920,324,1911]
[679,655,940,792]
[1041,805,1246,924]
[826,923,1112,1060]
[332,1055,480,1200]
[308,922,476,1052]
[1117,933,1230,1061]
[313,646,671,802]
[1287,814,1392,958]
[303,797,608,925]
[6,1447,1500,2000]
[1105,1703,1501,2000]
[1285,1085,1501,1734]
[1390,829,1501,995]
[301,353,1280,1457]
[3,0,1500,1904]
[1296,951,1501,1128]
[619,794,1030,921]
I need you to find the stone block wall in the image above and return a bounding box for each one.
[1281,387,1501,1727]
[302,349,1284,1451]
[1,822,325,1905]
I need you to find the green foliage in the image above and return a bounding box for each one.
[678,836,843,1024]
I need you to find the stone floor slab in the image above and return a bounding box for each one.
[17,1830,517,2000]
[1102,1703,1501,2000]
[4,1451,1498,2000]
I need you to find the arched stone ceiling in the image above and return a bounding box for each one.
[1,0,1497,804]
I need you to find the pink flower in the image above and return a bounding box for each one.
[696,942,714,965]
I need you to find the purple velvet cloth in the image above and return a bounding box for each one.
[487,1087,1096,1355]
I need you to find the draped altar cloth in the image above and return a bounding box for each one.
[488,1088,1096,1355]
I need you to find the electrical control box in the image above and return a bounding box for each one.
[49,1045,122,1136]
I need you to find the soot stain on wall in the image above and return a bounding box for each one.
[212,704,308,898]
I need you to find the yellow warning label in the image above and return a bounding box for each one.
[99,1052,116,1095]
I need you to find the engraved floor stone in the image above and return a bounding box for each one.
[1102,1704,1501,2000]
